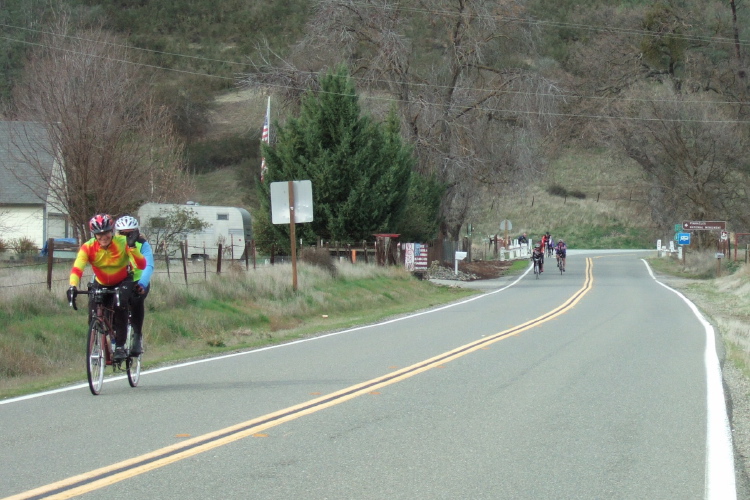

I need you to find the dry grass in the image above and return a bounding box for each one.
[0,259,473,398]
[650,252,750,376]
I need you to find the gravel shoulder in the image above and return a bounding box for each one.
[658,275,750,498]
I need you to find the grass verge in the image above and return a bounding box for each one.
[0,262,477,400]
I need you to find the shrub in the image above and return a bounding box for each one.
[300,247,338,277]
[547,184,568,197]
[0,238,6,252]
[9,237,38,258]
[185,133,256,173]
[569,190,587,199]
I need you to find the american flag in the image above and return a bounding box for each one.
[260,97,270,182]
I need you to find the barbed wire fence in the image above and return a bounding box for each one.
[0,237,414,291]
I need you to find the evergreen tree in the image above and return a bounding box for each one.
[255,66,425,252]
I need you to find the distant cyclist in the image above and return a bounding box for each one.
[531,243,544,273]
[555,239,567,272]
[546,236,554,257]
[540,232,550,252]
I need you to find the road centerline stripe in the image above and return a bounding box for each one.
[5,259,594,500]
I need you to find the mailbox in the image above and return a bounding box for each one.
[454,251,467,275]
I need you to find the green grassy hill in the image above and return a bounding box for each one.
[471,149,657,250]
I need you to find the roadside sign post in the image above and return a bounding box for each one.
[270,180,314,291]
[499,220,512,248]
[680,221,727,269]
[677,232,690,266]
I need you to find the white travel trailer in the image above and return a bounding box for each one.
[137,202,253,259]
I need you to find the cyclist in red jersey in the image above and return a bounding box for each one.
[67,214,146,361]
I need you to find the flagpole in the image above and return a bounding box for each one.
[260,96,271,182]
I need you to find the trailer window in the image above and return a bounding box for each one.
[217,213,229,221]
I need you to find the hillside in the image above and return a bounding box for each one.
[194,89,657,249]
[3,0,744,247]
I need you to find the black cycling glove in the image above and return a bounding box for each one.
[126,229,140,248]
[67,286,77,309]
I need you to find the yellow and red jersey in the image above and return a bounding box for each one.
[69,235,146,287]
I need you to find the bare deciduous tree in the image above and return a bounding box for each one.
[242,0,562,240]
[608,85,750,243]
[9,14,193,239]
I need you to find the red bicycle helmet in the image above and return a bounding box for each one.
[89,214,114,234]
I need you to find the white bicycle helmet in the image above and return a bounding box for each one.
[115,215,139,231]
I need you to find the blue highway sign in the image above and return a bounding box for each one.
[678,232,691,245]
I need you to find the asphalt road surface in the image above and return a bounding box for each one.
[0,250,735,499]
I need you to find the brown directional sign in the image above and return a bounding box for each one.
[681,221,726,231]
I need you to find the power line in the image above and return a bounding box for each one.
[1,13,749,123]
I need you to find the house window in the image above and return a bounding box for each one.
[217,213,229,221]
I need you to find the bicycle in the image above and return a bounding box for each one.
[533,257,542,279]
[69,285,141,395]
[557,256,565,274]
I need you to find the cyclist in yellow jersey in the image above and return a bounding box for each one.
[67,214,146,361]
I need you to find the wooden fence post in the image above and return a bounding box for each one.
[164,245,171,281]
[203,243,207,280]
[217,243,223,274]
[46,238,54,291]
[180,241,188,286]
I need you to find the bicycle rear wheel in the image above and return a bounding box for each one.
[87,319,106,395]
[126,355,141,387]
[126,325,141,387]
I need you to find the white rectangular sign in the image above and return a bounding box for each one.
[270,180,314,224]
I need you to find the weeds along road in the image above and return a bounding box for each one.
[0,251,736,500]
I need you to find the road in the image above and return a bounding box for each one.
[0,251,735,499]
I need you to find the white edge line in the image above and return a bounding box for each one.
[1,265,533,405]
[641,259,736,500]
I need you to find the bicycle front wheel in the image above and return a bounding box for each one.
[126,355,141,387]
[87,319,106,395]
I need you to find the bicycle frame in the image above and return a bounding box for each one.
[87,287,123,366]
[71,284,140,395]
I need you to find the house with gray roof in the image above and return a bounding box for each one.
[0,121,70,254]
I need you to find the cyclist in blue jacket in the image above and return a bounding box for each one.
[115,215,154,356]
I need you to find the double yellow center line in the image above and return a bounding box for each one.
[7,258,594,500]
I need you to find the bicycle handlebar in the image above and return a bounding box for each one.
[69,286,126,311]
